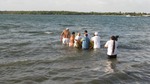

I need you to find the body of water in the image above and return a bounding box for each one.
[0,15,150,84]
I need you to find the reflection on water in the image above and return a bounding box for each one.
[105,58,118,73]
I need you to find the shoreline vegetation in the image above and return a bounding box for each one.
[0,11,150,16]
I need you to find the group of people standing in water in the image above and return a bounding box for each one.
[60,28,118,59]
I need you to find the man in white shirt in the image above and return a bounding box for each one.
[74,33,82,48]
[91,32,101,49]
[104,36,118,58]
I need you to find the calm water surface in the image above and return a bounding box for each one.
[0,15,150,84]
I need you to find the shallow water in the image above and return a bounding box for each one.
[0,15,150,84]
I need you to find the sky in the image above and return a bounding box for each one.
[0,0,150,13]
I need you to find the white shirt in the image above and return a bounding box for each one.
[105,40,118,55]
[74,35,82,47]
[75,35,82,42]
[91,36,101,48]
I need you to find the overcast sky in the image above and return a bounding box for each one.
[0,0,150,13]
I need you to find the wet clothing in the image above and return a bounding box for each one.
[82,36,90,49]
[105,40,118,56]
[91,36,101,48]
[74,35,82,47]
[62,38,69,44]
[107,55,117,59]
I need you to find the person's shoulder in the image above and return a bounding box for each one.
[75,36,78,39]
[63,30,66,32]
[95,36,100,38]
[93,36,99,39]
[76,35,79,37]
[106,40,111,43]
[79,36,82,38]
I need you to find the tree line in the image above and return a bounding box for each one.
[0,11,149,16]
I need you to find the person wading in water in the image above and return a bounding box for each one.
[104,36,118,58]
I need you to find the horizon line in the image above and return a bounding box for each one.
[0,10,150,13]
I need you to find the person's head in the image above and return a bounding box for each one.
[84,30,88,33]
[110,36,116,40]
[72,32,75,35]
[77,33,81,36]
[94,32,98,36]
[66,28,69,31]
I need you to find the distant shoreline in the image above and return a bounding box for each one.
[0,11,150,16]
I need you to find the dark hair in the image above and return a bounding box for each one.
[84,30,87,33]
[110,36,116,54]
[72,32,75,34]
[115,35,119,41]
[111,35,119,41]
[111,36,116,40]
[110,35,119,54]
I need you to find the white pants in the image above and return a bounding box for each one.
[62,38,69,44]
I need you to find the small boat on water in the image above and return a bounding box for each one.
[126,15,131,17]
[142,15,150,17]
